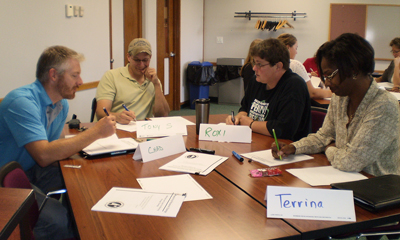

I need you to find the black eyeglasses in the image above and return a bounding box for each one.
[251,60,270,69]
[323,69,339,83]
[390,49,400,54]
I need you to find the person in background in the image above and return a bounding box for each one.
[303,53,319,77]
[272,33,400,177]
[375,37,400,92]
[240,38,263,91]
[277,33,332,100]
[95,38,170,124]
[226,38,311,141]
[0,46,117,239]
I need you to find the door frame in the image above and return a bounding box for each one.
[156,0,181,111]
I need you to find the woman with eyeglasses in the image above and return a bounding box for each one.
[277,33,332,100]
[226,38,311,141]
[272,33,400,177]
[375,37,400,92]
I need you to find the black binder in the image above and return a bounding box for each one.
[331,174,400,212]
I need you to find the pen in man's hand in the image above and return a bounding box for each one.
[122,103,136,121]
[272,129,283,160]
[103,107,110,116]
[231,111,235,125]
[122,104,129,112]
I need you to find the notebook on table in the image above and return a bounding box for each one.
[80,134,138,159]
[331,174,400,212]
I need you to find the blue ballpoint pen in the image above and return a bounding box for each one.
[122,104,136,121]
[231,111,235,125]
[122,104,129,112]
[103,107,110,116]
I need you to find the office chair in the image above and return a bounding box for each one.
[310,106,327,133]
[0,161,68,240]
[90,97,97,122]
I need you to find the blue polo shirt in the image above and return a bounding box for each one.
[0,80,68,171]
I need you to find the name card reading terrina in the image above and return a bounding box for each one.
[133,135,186,162]
[266,186,355,222]
[136,120,187,138]
[199,124,252,143]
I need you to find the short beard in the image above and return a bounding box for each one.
[56,75,76,99]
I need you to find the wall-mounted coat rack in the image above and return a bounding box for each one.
[234,11,307,21]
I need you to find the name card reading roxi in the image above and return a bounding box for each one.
[199,124,251,143]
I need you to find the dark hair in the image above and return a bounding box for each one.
[316,33,374,83]
[36,46,84,84]
[390,37,400,49]
[251,38,290,70]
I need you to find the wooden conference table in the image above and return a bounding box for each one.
[60,114,400,240]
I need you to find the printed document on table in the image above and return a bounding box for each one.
[159,152,228,175]
[82,133,138,156]
[137,174,212,202]
[116,121,137,132]
[92,187,185,217]
[241,149,313,167]
[286,166,368,186]
[150,116,195,125]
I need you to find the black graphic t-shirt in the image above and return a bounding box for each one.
[239,69,311,141]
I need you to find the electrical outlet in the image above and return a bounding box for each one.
[217,37,223,44]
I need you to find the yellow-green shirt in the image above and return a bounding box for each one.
[95,64,158,120]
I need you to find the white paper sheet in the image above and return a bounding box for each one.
[91,187,185,217]
[241,149,313,167]
[82,134,138,156]
[286,166,368,186]
[116,121,137,132]
[377,82,394,89]
[159,152,228,175]
[266,186,355,222]
[137,174,212,202]
[310,76,322,88]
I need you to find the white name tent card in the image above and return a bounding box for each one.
[136,119,187,138]
[241,149,313,167]
[92,187,185,217]
[150,116,195,126]
[198,124,252,143]
[133,135,186,162]
[159,152,228,176]
[266,186,356,222]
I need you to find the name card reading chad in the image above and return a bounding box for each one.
[266,186,355,222]
[133,135,186,162]
[198,124,252,143]
[136,119,187,138]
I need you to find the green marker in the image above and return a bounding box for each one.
[272,129,282,160]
